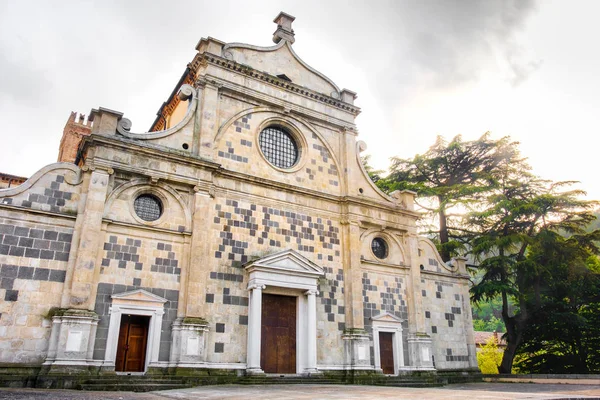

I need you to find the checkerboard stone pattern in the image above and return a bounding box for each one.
[421,278,470,369]
[0,172,79,215]
[216,112,341,196]
[93,283,179,361]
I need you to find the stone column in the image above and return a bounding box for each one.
[304,289,319,374]
[246,284,265,375]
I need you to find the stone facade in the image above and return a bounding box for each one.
[0,12,477,376]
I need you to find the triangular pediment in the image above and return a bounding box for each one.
[244,248,324,277]
[371,312,403,324]
[111,289,168,304]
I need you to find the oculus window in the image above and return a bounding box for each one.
[259,126,299,169]
[371,238,388,260]
[134,194,163,222]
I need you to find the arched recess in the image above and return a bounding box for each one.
[215,107,343,181]
[360,228,406,265]
[104,179,192,232]
[418,237,458,273]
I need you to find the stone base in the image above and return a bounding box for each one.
[169,318,209,366]
[43,309,99,368]
[407,333,435,370]
[342,330,373,369]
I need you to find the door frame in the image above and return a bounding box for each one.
[244,249,324,375]
[371,312,405,375]
[103,289,167,372]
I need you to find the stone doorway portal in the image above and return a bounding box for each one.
[115,315,150,372]
[261,293,297,373]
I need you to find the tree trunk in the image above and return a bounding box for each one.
[438,200,450,261]
[499,289,520,374]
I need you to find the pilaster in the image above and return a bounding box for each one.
[68,167,111,309]
[185,189,213,317]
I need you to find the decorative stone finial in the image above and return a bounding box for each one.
[273,12,296,44]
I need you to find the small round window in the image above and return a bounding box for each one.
[134,194,163,222]
[259,126,299,169]
[371,238,388,260]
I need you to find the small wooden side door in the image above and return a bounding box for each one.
[261,294,296,373]
[115,315,149,372]
[379,332,395,374]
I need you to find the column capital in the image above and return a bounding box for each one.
[304,289,319,296]
[248,284,266,291]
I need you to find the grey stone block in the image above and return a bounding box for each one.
[1,278,15,289]
[40,250,54,260]
[43,231,58,240]
[0,224,14,234]
[14,226,29,237]
[1,264,18,278]
[9,246,24,257]
[4,290,18,301]
[3,235,18,246]
[49,269,66,282]
[24,248,40,258]
[17,266,34,279]
[29,229,43,238]
[33,268,50,281]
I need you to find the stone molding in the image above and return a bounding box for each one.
[116,84,197,139]
[0,163,82,198]
[199,53,359,115]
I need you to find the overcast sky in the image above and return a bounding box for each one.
[1,0,599,200]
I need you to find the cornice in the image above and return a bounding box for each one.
[199,53,361,116]
[213,79,358,134]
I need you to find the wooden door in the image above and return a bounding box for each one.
[379,332,395,374]
[261,294,296,373]
[115,315,149,372]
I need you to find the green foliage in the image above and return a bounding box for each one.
[360,155,384,183]
[467,161,599,373]
[383,131,600,373]
[477,337,503,374]
[473,316,505,332]
[379,133,519,261]
[514,232,600,373]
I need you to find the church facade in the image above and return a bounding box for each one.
[0,13,477,377]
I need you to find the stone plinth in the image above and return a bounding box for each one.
[43,309,99,371]
[170,318,209,366]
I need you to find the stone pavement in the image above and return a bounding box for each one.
[1,383,600,400]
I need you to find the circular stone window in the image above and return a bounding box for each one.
[371,238,388,260]
[133,194,163,222]
[258,126,299,169]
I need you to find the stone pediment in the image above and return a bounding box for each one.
[111,289,168,305]
[244,249,324,278]
[371,312,403,324]
[222,40,340,98]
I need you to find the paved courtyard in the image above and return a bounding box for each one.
[1,383,600,400]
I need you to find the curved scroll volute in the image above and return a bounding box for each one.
[116,84,197,140]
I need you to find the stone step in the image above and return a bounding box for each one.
[81,378,188,385]
[79,383,190,392]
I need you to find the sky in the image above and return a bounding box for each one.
[1,0,599,200]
